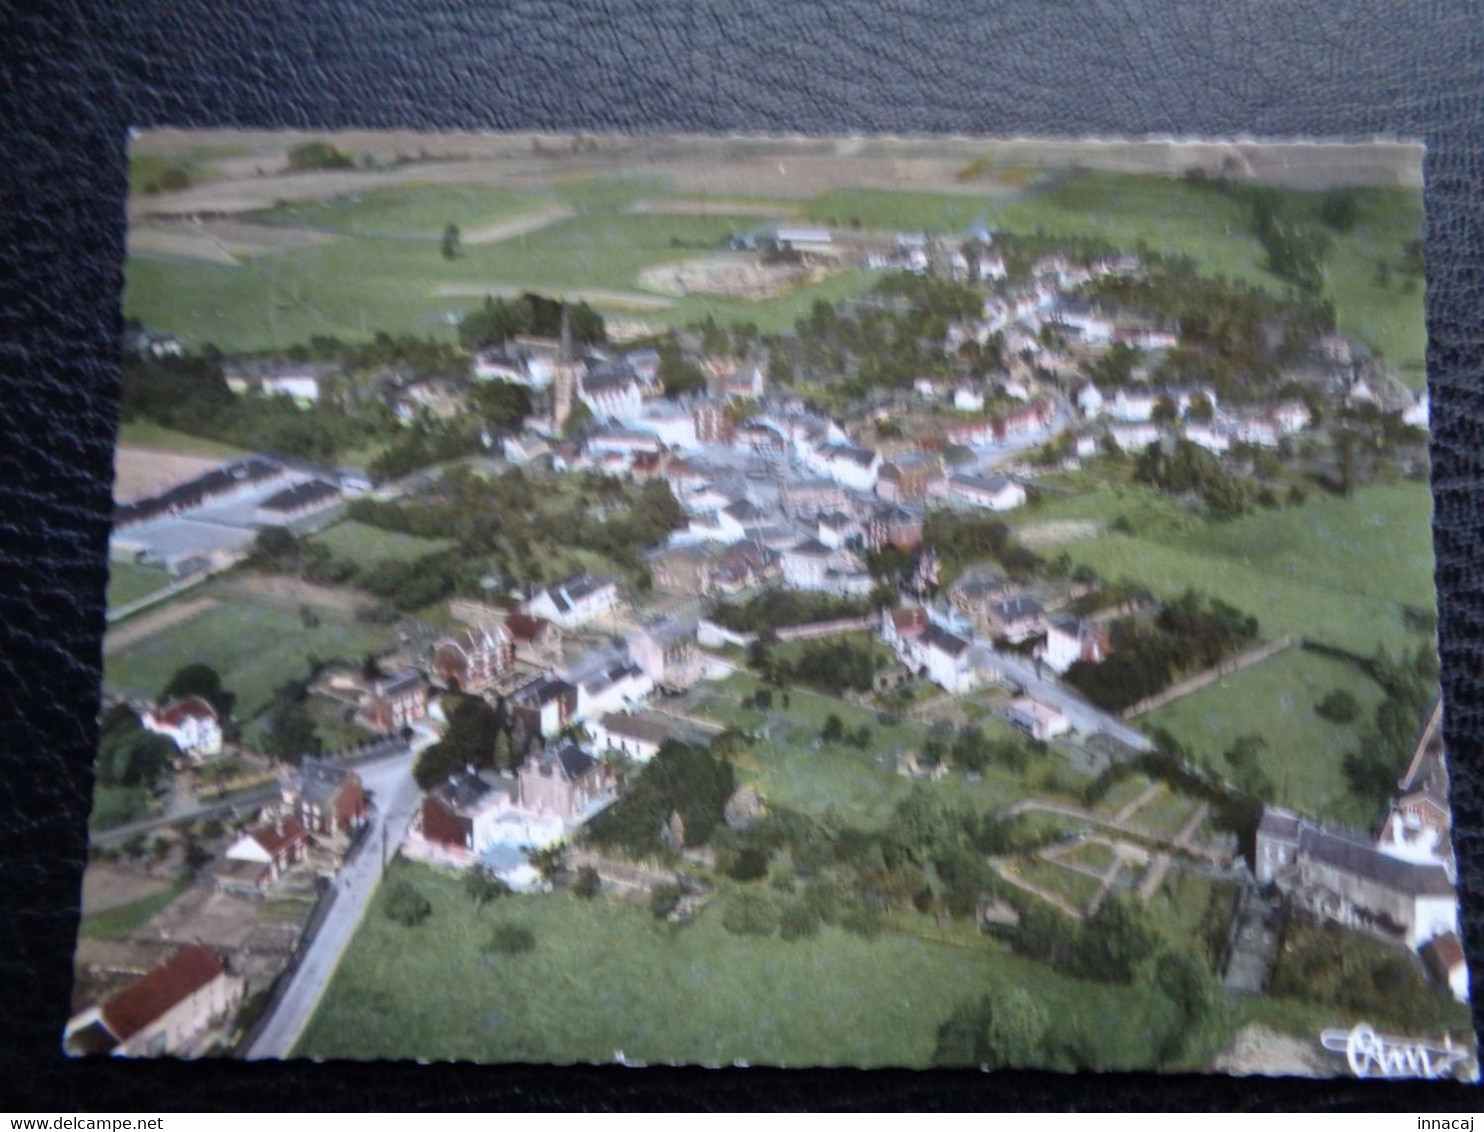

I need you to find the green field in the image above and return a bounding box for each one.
[116,419,248,458]
[256,185,535,238]
[687,672,1053,824]
[1061,481,1436,657]
[1145,647,1386,825]
[298,860,1222,1068]
[103,591,397,729]
[78,876,192,940]
[106,561,173,609]
[308,520,455,564]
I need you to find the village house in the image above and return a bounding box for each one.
[647,542,715,596]
[780,537,872,595]
[778,477,847,516]
[1255,806,1459,950]
[915,624,991,694]
[1182,421,1233,454]
[881,604,929,654]
[1076,383,1106,418]
[579,369,644,420]
[812,510,863,550]
[1038,615,1112,674]
[419,767,508,855]
[693,400,737,445]
[278,758,366,836]
[1423,933,1471,1003]
[113,458,287,531]
[577,661,655,720]
[985,593,1047,643]
[516,740,616,822]
[953,382,986,412]
[1108,421,1161,452]
[222,360,339,406]
[587,427,663,460]
[471,350,531,384]
[875,454,944,503]
[804,442,882,492]
[949,571,1013,620]
[510,671,579,739]
[1003,695,1072,741]
[433,622,516,693]
[710,538,778,594]
[504,611,562,664]
[140,696,223,762]
[362,668,431,734]
[590,710,677,764]
[629,616,705,690]
[866,502,923,551]
[525,573,620,629]
[64,944,243,1058]
[947,473,1027,512]
[223,815,309,888]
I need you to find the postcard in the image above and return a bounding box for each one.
[68,130,1469,1079]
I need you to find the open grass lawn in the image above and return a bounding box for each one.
[308,519,455,565]
[256,185,536,238]
[115,419,249,458]
[1058,840,1118,873]
[1145,647,1386,826]
[1062,482,1436,658]
[1010,856,1103,909]
[1093,774,1158,818]
[298,860,1224,1069]
[1141,871,1231,956]
[103,591,398,727]
[87,785,153,833]
[1127,789,1200,839]
[691,672,1057,825]
[106,560,174,609]
[78,875,191,940]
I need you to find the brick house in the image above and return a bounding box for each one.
[224,816,309,887]
[434,622,515,692]
[280,758,366,836]
[867,503,923,551]
[516,741,615,822]
[363,668,431,734]
[141,696,223,762]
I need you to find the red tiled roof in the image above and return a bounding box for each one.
[1425,932,1467,972]
[505,612,548,643]
[891,607,928,634]
[250,815,306,856]
[152,696,218,726]
[100,944,224,1042]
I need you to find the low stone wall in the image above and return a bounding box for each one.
[1121,635,1297,719]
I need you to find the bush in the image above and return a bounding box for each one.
[572,865,602,899]
[721,889,779,937]
[779,901,821,941]
[384,880,432,927]
[1315,689,1361,723]
[650,883,685,920]
[485,924,536,956]
[728,846,771,882]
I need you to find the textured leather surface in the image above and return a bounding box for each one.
[3,0,1483,1111]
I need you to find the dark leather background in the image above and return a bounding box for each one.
[3,0,1483,1112]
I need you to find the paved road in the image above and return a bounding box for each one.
[982,643,1154,752]
[242,748,423,1060]
[91,738,412,848]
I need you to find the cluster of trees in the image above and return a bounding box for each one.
[932,902,1224,1070]
[413,693,517,788]
[920,723,1035,775]
[1250,190,1333,296]
[1084,261,1335,398]
[96,705,178,793]
[1133,438,1262,517]
[920,511,1043,584]
[251,526,455,613]
[1335,643,1439,811]
[287,141,355,171]
[457,293,605,350]
[1062,590,1259,712]
[656,334,708,399]
[707,590,874,633]
[258,674,323,761]
[584,740,737,859]
[1270,921,1460,1034]
[748,636,885,697]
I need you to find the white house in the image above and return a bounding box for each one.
[580,370,644,420]
[1076,383,1105,418]
[472,351,532,384]
[803,443,881,492]
[1109,388,1159,422]
[1053,299,1114,346]
[947,473,1026,511]
[1039,616,1111,675]
[1004,695,1072,741]
[628,400,699,450]
[576,662,654,720]
[1182,422,1232,454]
[954,383,986,412]
[1270,401,1312,435]
[1109,422,1161,452]
[780,538,871,595]
[141,696,223,762]
[588,428,663,459]
[525,574,620,629]
[915,624,981,694]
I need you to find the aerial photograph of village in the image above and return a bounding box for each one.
[67,130,1470,1079]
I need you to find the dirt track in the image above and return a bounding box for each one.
[215,571,373,615]
[128,219,336,264]
[103,596,217,655]
[461,204,575,244]
[435,283,674,310]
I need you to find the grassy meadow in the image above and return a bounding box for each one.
[297,860,1228,1068]
[308,519,455,565]
[105,560,173,609]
